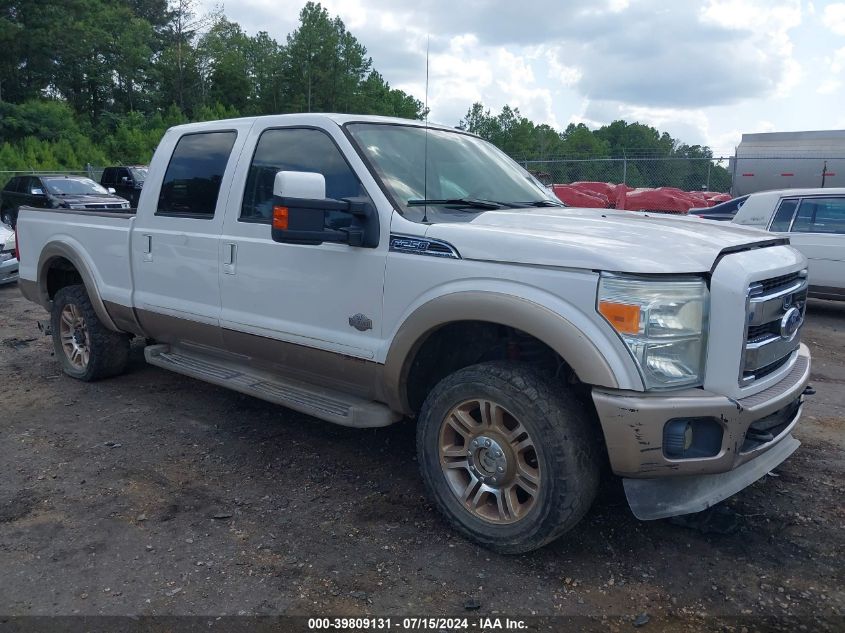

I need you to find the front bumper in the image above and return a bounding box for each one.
[0,257,18,285]
[593,344,810,478]
[592,343,810,517]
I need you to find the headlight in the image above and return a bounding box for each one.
[598,274,708,389]
[0,250,12,262]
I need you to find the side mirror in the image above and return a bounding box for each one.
[30,188,45,196]
[107,187,117,194]
[270,171,378,248]
[121,176,130,184]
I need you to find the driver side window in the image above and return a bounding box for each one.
[240,127,368,228]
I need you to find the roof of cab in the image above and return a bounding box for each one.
[166,112,458,135]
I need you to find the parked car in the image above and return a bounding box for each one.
[689,194,749,221]
[0,175,130,227]
[100,165,148,206]
[0,223,17,285]
[15,114,811,553]
[731,188,845,301]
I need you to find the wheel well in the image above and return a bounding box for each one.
[403,321,580,414]
[45,257,83,299]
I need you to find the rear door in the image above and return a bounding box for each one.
[130,123,252,346]
[785,196,845,293]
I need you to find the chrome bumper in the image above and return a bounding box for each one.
[0,258,18,285]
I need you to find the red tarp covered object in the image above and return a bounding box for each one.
[552,182,731,213]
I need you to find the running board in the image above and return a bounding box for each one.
[144,344,400,428]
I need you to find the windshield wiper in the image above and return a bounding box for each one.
[407,198,506,210]
[509,199,566,208]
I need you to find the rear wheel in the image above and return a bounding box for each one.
[50,284,130,381]
[417,362,600,554]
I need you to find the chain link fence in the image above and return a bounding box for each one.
[521,156,733,193]
[522,155,845,196]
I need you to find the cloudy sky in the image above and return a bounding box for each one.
[205,0,845,155]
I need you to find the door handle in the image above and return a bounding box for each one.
[142,234,153,262]
[223,242,236,274]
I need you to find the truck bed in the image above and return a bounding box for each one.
[16,205,137,311]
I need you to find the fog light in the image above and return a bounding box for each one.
[663,417,723,459]
[664,420,692,458]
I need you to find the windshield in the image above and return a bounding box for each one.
[346,123,559,220]
[130,167,148,180]
[42,177,110,196]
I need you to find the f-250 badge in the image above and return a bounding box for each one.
[348,313,373,332]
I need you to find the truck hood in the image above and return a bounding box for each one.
[424,207,782,274]
[55,194,127,206]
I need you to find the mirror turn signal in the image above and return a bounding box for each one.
[272,205,289,230]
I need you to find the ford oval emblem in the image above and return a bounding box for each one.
[779,306,803,341]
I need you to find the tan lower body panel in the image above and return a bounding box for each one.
[133,308,385,404]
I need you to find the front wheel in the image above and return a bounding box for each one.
[417,362,600,554]
[50,284,130,381]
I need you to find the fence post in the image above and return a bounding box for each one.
[622,151,628,185]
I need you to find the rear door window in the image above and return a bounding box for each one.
[769,198,799,232]
[157,131,237,218]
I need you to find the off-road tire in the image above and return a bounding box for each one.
[50,284,130,381]
[417,362,600,554]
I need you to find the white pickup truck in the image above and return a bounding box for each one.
[16,114,811,553]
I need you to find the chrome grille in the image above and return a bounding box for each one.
[749,272,802,297]
[741,271,807,385]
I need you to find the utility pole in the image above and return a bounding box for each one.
[622,149,627,185]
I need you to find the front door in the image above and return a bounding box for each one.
[218,124,388,388]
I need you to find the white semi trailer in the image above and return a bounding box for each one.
[731,130,845,196]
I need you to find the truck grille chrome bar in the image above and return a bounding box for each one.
[740,270,807,385]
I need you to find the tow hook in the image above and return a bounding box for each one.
[802,384,816,396]
[37,320,52,336]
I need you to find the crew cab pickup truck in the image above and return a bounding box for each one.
[16,114,812,553]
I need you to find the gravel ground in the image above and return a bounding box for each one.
[0,283,843,631]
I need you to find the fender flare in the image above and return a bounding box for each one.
[36,240,120,332]
[381,291,620,415]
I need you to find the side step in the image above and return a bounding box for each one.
[144,344,400,428]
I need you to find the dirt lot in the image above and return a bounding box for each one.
[0,282,843,630]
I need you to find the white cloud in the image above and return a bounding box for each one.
[817,79,842,94]
[201,0,845,156]
[700,0,803,97]
[823,3,845,35]
[830,46,845,73]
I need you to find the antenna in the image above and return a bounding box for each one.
[422,35,430,224]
